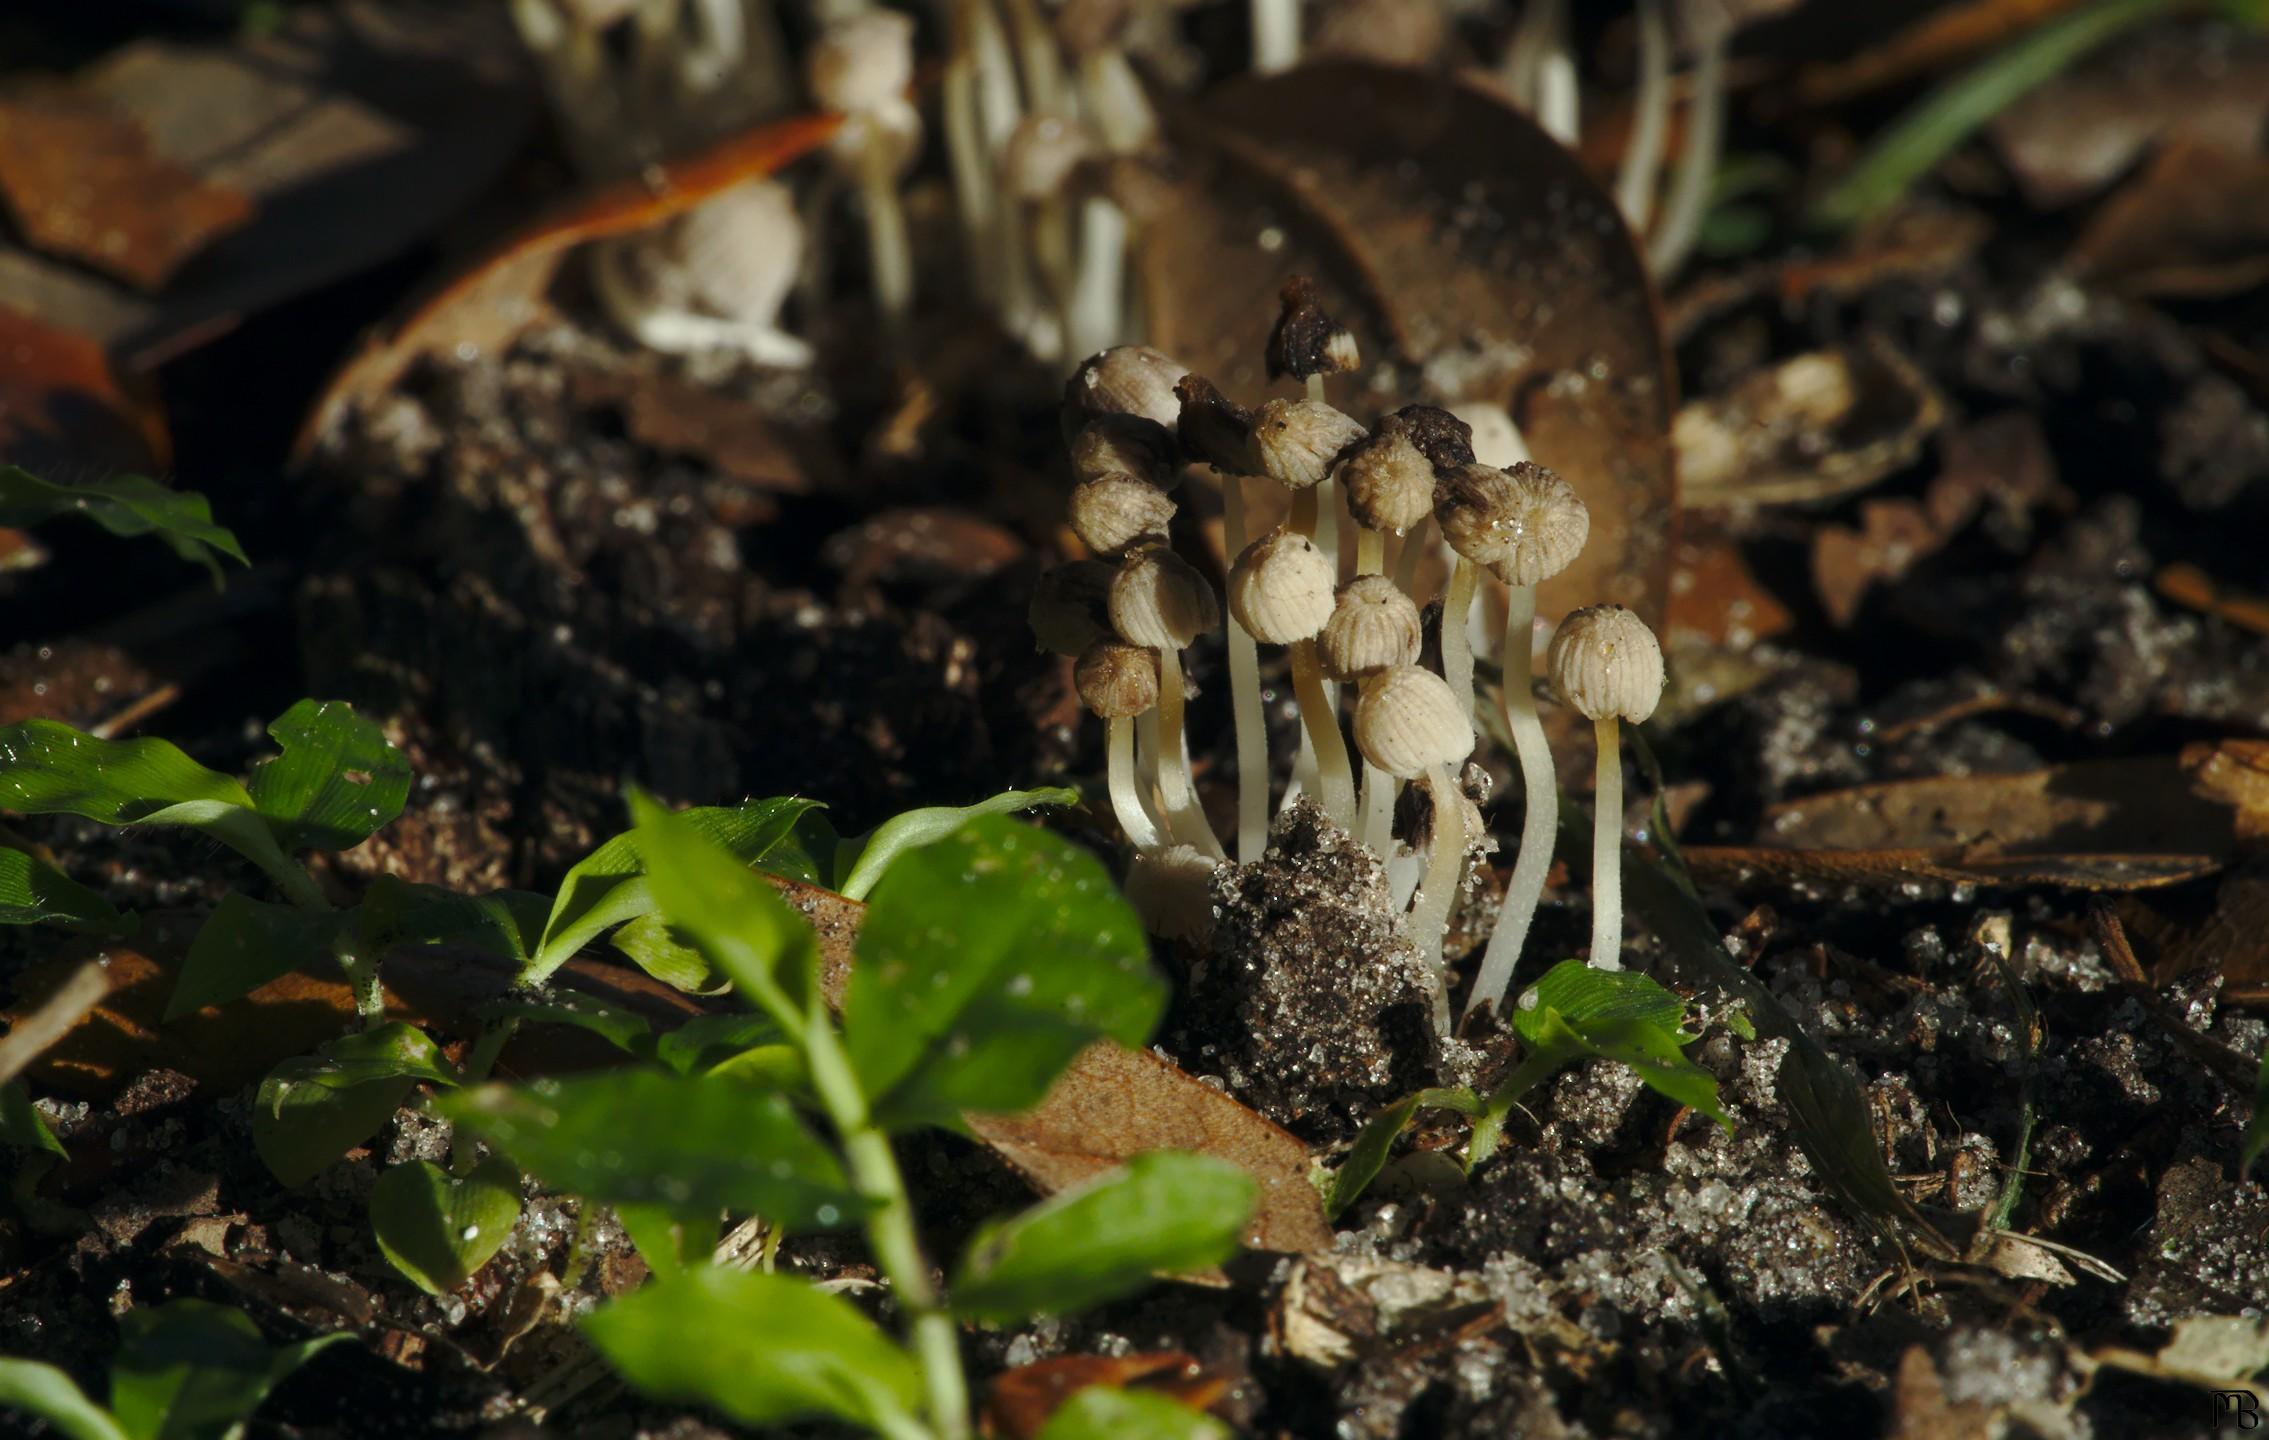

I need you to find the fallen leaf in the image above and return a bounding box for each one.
[983,1352,1225,1440]
[296,111,841,462]
[1141,60,1676,628]
[2113,860,2269,1002]
[822,508,1028,590]
[1273,1253,1493,1371]
[1668,206,1990,342]
[2157,562,2269,638]
[1797,0,2085,106]
[2068,142,2269,298]
[1811,497,1944,628]
[1676,337,1944,509]
[1664,535,1794,651]
[567,364,827,496]
[0,304,170,475]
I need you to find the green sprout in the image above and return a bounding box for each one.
[0,466,246,588]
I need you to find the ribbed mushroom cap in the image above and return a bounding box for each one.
[1435,461,1589,584]
[669,179,803,321]
[1109,547,1219,650]
[1075,639,1160,718]
[1123,842,1219,942]
[1029,560,1115,656]
[1069,474,1175,557]
[1320,576,1423,681]
[1071,414,1180,488]
[1003,113,1095,201]
[806,9,916,113]
[1336,425,1435,535]
[1354,665,1475,779]
[1064,346,1187,438]
[1226,529,1336,644]
[1252,398,1367,491]
[1546,605,1664,723]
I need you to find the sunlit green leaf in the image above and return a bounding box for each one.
[168,895,346,1020]
[624,793,821,1012]
[0,1357,128,1440]
[0,466,246,586]
[1,1079,65,1157]
[835,786,1082,900]
[614,1204,721,1282]
[1325,1087,1481,1220]
[524,797,826,984]
[244,700,410,852]
[0,846,127,933]
[370,1155,521,1296]
[473,992,656,1060]
[437,1070,862,1232]
[581,1267,923,1434]
[608,913,732,994]
[252,1024,458,1187]
[1036,1387,1231,1440]
[846,817,1162,1130]
[652,1013,787,1076]
[953,1152,1255,1322]
[357,876,545,963]
[108,1298,344,1440]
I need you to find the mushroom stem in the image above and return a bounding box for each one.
[1223,476,1270,863]
[1107,715,1164,852]
[1466,584,1554,1023]
[1534,0,1579,146]
[1067,195,1128,358]
[1252,0,1299,74]
[1289,485,1319,539]
[1590,714,1624,970]
[1289,639,1356,827]
[1392,514,1435,601]
[1156,648,1228,860]
[1409,762,1464,1032]
[1441,556,1480,725]
[856,126,914,333]
[1647,24,1727,278]
[1355,527,1384,576]
[942,51,998,306]
[1358,758,1397,858]
[1616,0,1671,231]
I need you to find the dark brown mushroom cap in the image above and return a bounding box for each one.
[1266,274,1360,381]
[1029,559,1116,656]
[1173,373,1259,474]
[1071,413,1181,488]
[1386,404,1477,471]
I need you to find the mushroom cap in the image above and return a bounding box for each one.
[665,179,803,322]
[1109,547,1219,650]
[1435,461,1589,584]
[1320,575,1423,680]
[1064,346,1188,439]
[1336,425,1435,535]
[1266,275,1360,381]
[1069,474,1175,557]
[1123,842,1219,942]
[1546,605,1664,723]
[1354,665,1475,779]
[1174,374,1259,474]
[1386,404,1477,470]
[1071,413,1180,488]
[827,95,923,176]
[1227,529,1336,645]
[1075,639,1160,718]
[1029,559,1115,656]
[1253,398,1367,491]
[806,9,916,113]
[1003,113,1096,201]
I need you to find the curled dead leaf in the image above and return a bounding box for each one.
[982,1352,1225,1440]
[1676,337,1943,510]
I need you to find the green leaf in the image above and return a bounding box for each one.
[1325,1087,1482,1220]
[2243,1041,2268,1179]
[653,1013,788,1076]
[953,1152,1255,1322]
[0,846,128,933]
[109,1298,343,1440]
[436,1070,863,1232]
[609,912,732,994]
[252,1024,458,1187]
[614,1204,721,1282]
[845,816,1162,1130]
[0,466,246,586]
[836,786,1082,900]
[1808,0,2176,230]
[623,793,821,1012]
[168,895,346,1020]
[582,1267,924,1433]
[474,992,656,1060]
[370,1155,522,1296]
[357,876,546,962]
[0,1358,128,1440]
[1036,1387,1231,1440]
[1510,960,1696,1047]
[525,797,827,984]
[0,721,306,905]
[2,1079,66,1157]
[243,700,410,852]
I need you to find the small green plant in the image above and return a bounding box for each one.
[1327,958,1732,1219]
[0,466,246,586]
[441,799,1256,1439]
[0,1298,343,1440]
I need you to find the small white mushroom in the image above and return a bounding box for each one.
[1111,548,1226,860]
[1069,474,1175,557]
[1076,638,1164,854]
[1547,605,1665,971]
[1228,529,1355,830]
[1353,664,1475,1031]
[808,8,921,329]
[1123,841,1220,943]
[1320,576,1424,859]
[588,177,812,367]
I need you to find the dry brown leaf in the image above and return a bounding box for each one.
[0,303,170,475]
[1811,497,1943,629]
[2068,142,2269,299]
[1664,535,1793,651]
[1668,206,1990,343]
[1677,337,1943,510]
[981,1352,1225,1440]
[1680,844,2218,894]
[0,89,254,293]
[296,111,841,461]
[1796,0,2083,107]
[1141,60,1676,629]
[2156,562,2269,638]
[2185,739,2269,844]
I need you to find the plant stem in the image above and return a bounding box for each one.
[1156,649,1226,859]
[1591,715,1624,970]
[1408,763,1463,1033]
[1647,28,1725,276]
[1467,585,1554,1024]
[1289,640,1355,828]
[1107,716,1164,852]
[1392,514,1435,602]
[1441,557,1479,726]
[1616,0,1670,230]
[1223,475,1268,863]
[859,125,913,337]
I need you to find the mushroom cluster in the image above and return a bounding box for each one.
[1031,278,1666,1032]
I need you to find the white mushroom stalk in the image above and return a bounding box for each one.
[1616,0,1672,232]
[1076,639,1165,853]
[1252,0,1300,74]
[1320,576,1425,861]
[1463,463,1591,1026]
[588,177,812,367]
[1229,529,1355,830]
[1110,547,1228,861]
[1648,2,1731,278]
[807,8,920,332]
[1267,278,1363,574]
[1354,664,1476,1032]
[1547,606,1666,971]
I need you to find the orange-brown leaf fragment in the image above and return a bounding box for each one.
[982,1352,1225,1440]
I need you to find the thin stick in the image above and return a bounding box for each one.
[1466,585,1553,1023]
[1288,640,1356,827]
[1108,716,1164,851]
[1590,715,1624,970]
[1408,763,1464,1032]
[1441,557,1480,724]
[1156,649,1227,859]
[1223,476,1269,862]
